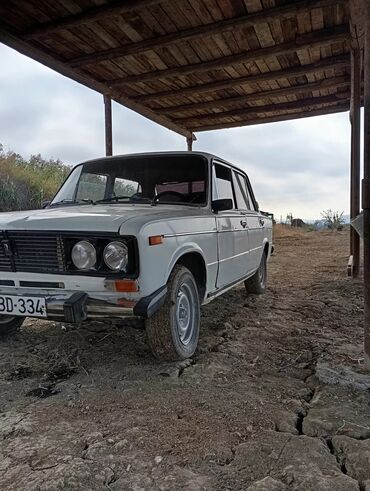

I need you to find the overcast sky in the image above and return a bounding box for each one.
[0,43,357,221]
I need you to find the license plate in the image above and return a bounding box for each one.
[0,295,47,318]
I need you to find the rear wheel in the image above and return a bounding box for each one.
[244,252,267,294]
[145,265,200,361]
[0,316,25,338]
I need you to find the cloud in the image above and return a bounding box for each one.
[0,43,354,220]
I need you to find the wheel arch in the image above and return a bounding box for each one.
[167,246,207,303]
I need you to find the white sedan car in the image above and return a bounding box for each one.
[0,152,272,360]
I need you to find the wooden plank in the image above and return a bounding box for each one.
[135,54,349,102]
[107,25,350,86]
[104,95,113,157]
[193,102,349,131]
[350,48,361,277]
[176,92,350,124]
[158,75,349,114]
[0,24,192,138]
[67,0,344,67]
[362,0,370,369]
[22,0,164,40]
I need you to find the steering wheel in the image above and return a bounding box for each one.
[155,190,186,202]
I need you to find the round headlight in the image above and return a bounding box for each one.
[103,241,128,272]
[71,240,96,270]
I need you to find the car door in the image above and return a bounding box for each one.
[234,171,264,272]
[213,162,250,289]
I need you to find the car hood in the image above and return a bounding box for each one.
[0,204,209,233]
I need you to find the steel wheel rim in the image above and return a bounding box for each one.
[259,256,266,287]
[176,282,195,346]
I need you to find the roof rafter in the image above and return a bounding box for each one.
[158,76,350,115]
[194,104,349,132]
[67,0,344,68]
[134,54,350,103]
[108,25,350,87]
[21,0,163,40]
[176,94,349,126]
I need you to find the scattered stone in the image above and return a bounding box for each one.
[316,361,370,391]
[26,384,60,399]
[154,455,163,465]
[332,435,370,484]
[302,387,370,439]
[232,430,358,489]
[273,411,299,435]
[297,387,313,402]
[280,463,359,490]
[246,476,288,490]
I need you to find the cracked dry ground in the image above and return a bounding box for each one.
[1,226,370,490]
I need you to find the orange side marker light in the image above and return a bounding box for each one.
[149,235,163,246]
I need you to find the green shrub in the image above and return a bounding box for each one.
[0,144,70,212]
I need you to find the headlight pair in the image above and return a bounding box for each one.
[71,240,128,272]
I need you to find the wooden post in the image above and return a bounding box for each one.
[104,95,113,156]
[350,48,361,277]
[363,1,370,369]
[187,136,193,151]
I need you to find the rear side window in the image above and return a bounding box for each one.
[213,164,235,208]
[232,171,250,210]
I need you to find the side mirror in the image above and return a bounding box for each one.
[212,198,233,213]
[42,200,51,209]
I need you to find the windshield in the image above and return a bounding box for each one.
[51,155,208,207]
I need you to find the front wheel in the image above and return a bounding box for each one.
[244,252,267,294]
[145,265,200,361]
[0,316,25,338]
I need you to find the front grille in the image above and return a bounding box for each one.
[0,231,65,273]
[0,231,12,271]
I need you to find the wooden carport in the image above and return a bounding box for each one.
[0,0,369,366]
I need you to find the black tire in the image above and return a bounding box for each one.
[145,265,200,361]
[0,316,25,338]
[244,252,267,294]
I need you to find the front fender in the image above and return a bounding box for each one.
[166,242,207,282]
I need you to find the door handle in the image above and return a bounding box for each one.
[240,219,247,228]
[259,218,265,226]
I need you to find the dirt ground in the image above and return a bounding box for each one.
[1,225,369,490]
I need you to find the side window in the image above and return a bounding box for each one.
[114,177,140,197]
[213,164,235,208]
[76,173,108,201]
[238,172,257,211]
[232,171,250,210]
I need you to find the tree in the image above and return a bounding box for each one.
[320,209,345,230]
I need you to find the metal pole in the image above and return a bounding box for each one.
[104,95,113,156]
[363,2,370,369]
[350,48,361,277]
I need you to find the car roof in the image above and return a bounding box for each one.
[80,151,244,173]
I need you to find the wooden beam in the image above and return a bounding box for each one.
[363,0,370,369]
[67,0,344,68]
[104,95,113,157]
[22,0,163,40]
[134,55,350,103]
[174,93,350,126]
[158,76,350,116]
[108,25,350,87]
[0,25,192,139]
[350,49,362,277]
[193,103,349,132]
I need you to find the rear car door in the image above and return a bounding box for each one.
[235,171,264,272]
[213,162,250,289]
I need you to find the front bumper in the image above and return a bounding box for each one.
[0,286,167,323]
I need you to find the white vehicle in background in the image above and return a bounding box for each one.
[0,152,272,360]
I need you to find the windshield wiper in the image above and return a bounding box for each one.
[49,199,94,207]
[96,196,153,204]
